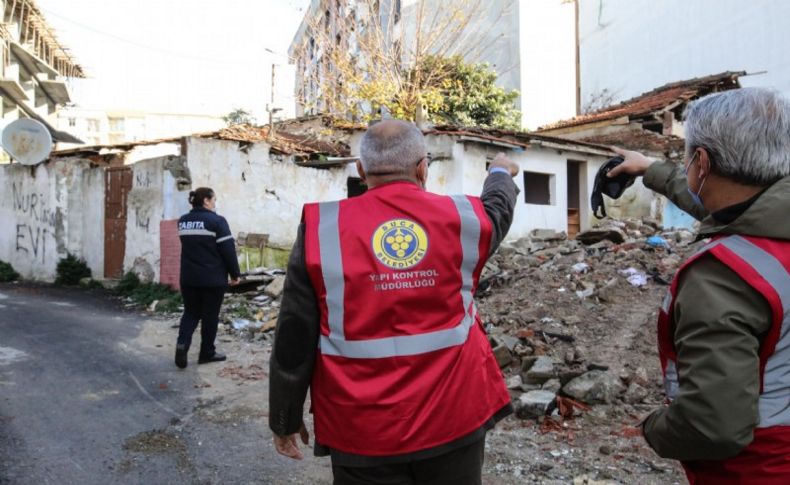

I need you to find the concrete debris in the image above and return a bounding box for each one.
[576,228,626,245]
[623,382,649,404]
[542,378,562,394]
[523,356,555,384]
[530,229,567,242]
[218,267,288,340]
[516,390,556,418]
[562,370,626,405]
[491,336,514,368]
[263,275,286,299]
[506,374,523,390]
[628,366,650,387]
[572,476,622,485]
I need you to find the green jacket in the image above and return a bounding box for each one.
[641,161,790,461]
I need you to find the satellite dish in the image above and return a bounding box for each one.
[1,118,53,165]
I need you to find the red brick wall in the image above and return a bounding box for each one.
[160,219,181,291]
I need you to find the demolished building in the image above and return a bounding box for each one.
[538,71,745,228]
[0,118,615,283]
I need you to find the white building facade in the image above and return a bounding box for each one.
[54,108,225,147]
[578,0,790,108]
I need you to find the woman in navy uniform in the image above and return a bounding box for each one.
[175,187,241,368]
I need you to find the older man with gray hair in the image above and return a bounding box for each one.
[269,119,520,484]
[609,87,790,484]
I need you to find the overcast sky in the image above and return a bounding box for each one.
[37,0,311,119]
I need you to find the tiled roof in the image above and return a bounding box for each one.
[198,124,350,156]
[580,130,685,158]
[538,71,745,131]
[52,123,350,158]
[427,125,614,154]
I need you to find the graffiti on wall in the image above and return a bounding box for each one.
[12,182,57,264]
[130,168,157,233]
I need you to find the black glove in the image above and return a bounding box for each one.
[591,156,636,219]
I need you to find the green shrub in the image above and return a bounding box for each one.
[116,271,141,295]
[0,261,19,282]
[80,279,104,289]
[55,253,92,286]
[116,272,181,312]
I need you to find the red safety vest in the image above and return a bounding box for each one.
[302,181,511,456]
[657,234,790,484]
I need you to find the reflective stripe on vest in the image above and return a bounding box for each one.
[316,195,481,359]
[715,236,790,428]
[664,359,679,399]
[179,229,217,237]
[667,235,790,427]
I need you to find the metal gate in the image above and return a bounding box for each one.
[104,167,132,278]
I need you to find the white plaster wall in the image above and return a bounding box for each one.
[427,140,608,240]
[123,158,170,282]
[184,137,353,248]
[602,178,663,222]
[123,144,182,165]
[78,167,106,279]
[519,0,577,129]
[0,160,104,281]
[579,0,790,108]
[163,170,191,220]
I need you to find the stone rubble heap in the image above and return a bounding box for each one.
[478,218,699,422]
[220,268,287,341]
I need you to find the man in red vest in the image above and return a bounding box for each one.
[269,119,519,484]
[608,88,790,484]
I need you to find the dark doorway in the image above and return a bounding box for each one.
[567,161,584,239]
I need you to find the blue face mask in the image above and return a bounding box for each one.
[685,153,707,208]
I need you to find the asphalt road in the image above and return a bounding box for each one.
[0,283,331,485]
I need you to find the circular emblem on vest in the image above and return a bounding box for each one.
[372,219,429,269]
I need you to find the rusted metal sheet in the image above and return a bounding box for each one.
[104,167,132,278]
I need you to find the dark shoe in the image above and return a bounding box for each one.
[198,352,226,364]
[175,345,188,369]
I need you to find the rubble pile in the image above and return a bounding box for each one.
[478,218,699,422]
[219,268,287,340]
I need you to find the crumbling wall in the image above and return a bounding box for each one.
[183,137,353,249]
[123,155,190,282]
[0,159,104,281]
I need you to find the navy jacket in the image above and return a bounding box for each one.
[178,207,241,287]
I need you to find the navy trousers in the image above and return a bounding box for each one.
[176,286,226,357]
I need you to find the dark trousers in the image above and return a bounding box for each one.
[332,439,485,485]
[176,286,225,357]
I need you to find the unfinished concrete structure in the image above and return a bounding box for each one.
[0,0,83,147]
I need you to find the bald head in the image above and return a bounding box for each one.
[359,120,427,175]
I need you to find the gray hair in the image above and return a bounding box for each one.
[684,87,790,185]
[359,120,427,175]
